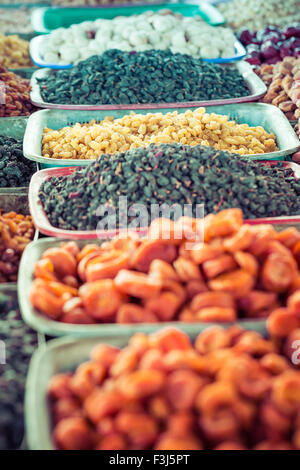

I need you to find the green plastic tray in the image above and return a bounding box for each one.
[22,103,300,169]
[31,3,225,33]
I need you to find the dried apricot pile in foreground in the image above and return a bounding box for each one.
[48,326,300,450]
[30,208,300,326]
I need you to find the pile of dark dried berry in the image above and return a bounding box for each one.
[0,136,36,188]
[37,49,250,105]
[0,293,37,450]
[38,143,300,231]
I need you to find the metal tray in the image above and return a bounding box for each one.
[30,34,245,69]
[28,161,300,240]
[19,236,268,338]
[23,103,300,169]
[30,61,267,111]
[0,116,38,193]
[31,3,225,34]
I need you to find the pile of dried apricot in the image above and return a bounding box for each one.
[48,326,300,450]
[29,208,300,326]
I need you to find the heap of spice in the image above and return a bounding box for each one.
[30,208,300,326]
[47,324,300,450]
[0,136,36,188]
[0,293,38,450]
[42,107,278,159]
[0,67,36,117]
[0,34,33,69]
[0,210,35,282]
[38,143,300,231]
[37,50,250,105]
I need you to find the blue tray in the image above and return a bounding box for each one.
[30,34,246,69]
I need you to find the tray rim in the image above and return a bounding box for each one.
[30,61,267,110]
[19,236,268,338]
[22,103,300,167]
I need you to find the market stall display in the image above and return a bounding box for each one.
[34,12,238,66]
[0,290,38,450]
[0,67,36,117]
[217,0,300,32]
[0,34,33,69]
[28,325,300,450]
[1,0,300,453]
[33,51,251,106]
[239,24,300,66]
[0,8,34,35]
[0,136,36,189]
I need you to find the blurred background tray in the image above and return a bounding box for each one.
[31,3,225,33]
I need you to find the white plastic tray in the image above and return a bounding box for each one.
[30,61,267,110]
[30,35,246,69]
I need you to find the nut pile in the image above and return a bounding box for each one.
[30,207,300,324]
[0,211,35,282]
[218,0,300,32]
[39,11,237,65]
[42,108,278,159]
[0,34,33,69]
[0,67,36,117]
[0,8,33,35]
[39,144,300,229]
[256,56,300,130]
[0,293,38,450]
[37,50,249,106]
[48,325,300,450]
[0,136,36,188]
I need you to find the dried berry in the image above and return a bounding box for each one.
[37,50,250,105]
[39,143,300,231]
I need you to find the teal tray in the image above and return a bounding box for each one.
[31,3,225,33]
[22,103,300,169]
